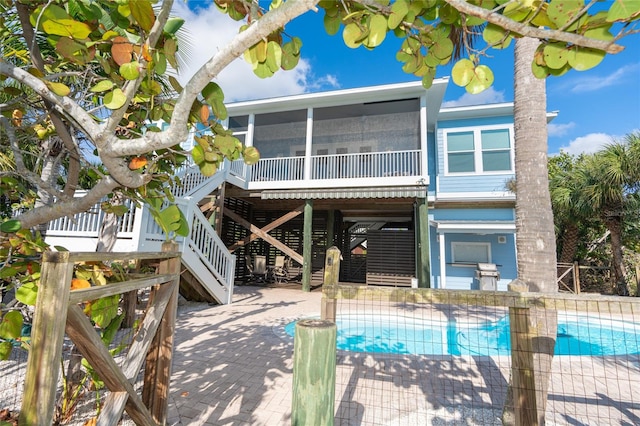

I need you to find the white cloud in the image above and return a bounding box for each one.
[441,87,507,107]
[548,122,575,137]
[170,2,336,102]
[554,63,640,94]
[558,133,618,155]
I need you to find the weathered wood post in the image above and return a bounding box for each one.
[142,241,181,424]
[321,246,340,322]
[573,261,580,294]
[302,199,313,292]
[19,252,75,426]
[292,319,337,426]
[507,282,538,426]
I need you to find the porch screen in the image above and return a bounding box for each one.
[253,110,307,159]
[313,98,420,153]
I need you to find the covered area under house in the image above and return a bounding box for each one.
[199,182,431,289]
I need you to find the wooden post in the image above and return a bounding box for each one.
[215,183,226,236]
[19,252,75,426]
[635,265,640,297]
[142,241,181,424]
[509,306,538,426]
[573,261,580,294]
[416,197,430,288]
[326,210,335,248]
[321,247,340,322]
[302,199,313,292]
[292,319,337,426]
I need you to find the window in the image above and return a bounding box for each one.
[451,242,491,265]
[444,126,513,174]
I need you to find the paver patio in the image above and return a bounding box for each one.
[166,285,640,426]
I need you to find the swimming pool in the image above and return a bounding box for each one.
[284,313,640,356]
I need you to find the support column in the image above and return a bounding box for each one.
[416,197,430,288]
[302,199,313,292]
[326,210,335,248]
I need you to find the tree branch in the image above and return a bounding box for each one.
[15,177,121,230]
[445,0,625,54]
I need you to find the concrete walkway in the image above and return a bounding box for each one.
[167,285,322,425]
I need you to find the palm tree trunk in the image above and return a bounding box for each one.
[559,222,579,263]
[502,36,558,425]
[603,214,629,295]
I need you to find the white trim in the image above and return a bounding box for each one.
[436,191,515,201]
[442,124,515,175]
[439,233,446,289]
[420,95,428,184]
[304,108,313,180]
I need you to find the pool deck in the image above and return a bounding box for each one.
[166,285,640,425]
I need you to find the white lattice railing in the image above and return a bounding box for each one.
[249,156,305,182]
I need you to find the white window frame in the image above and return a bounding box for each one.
[451,242,491,267]
[443,124,514,176]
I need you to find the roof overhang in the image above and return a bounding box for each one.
[430,220,515,234]
[262,185,428,200]
[226,79,449,131]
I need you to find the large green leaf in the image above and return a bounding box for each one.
[388,0,409,29]
[323,13,341,36]
[202,82,227,120]
[0,342,12,361]
[0,311,23,340]
[90,80,115,93]
[567,47,606,71]
[543,42,569,69]
[16,282,38,306]
[129,0,156,32]
[90,295,119,329]
[46,81,71,97]
[607,0,640,22]
[192,144,206,165]
[164,17,185,35]
[483,24,512,49]
[547,0,584,31]
[343,22,364,49]
[465,65,494,94]
[451,59,475,87]
[265,41,283,72]
[119,61,140,80]
[243,146,260,165]
[104,88,126,110]
[0,219,21,233]
[365,14,387,48]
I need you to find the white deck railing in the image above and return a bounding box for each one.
[46,195,138,238]
[311,150,421,180]
[248,150,421,183]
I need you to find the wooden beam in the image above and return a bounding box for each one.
[99,279,175,424]
[416,197,430,288]
[19,252,74,426]
[65,305,156,426]
[224,209,304,265]
[143,242,181,424]
[227,204,305,252]
[215,183,226,235]
[302,199,313,292]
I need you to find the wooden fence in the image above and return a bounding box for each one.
[19,243,181,426]
[319,280,640,425]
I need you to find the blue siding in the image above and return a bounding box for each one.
[428,208,517,291]
[436,116,515,192]
[438,174,514,194]
[433,208,514,221]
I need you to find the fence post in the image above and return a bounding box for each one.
[292,319,337,426]
[142,241,181,424]
[509,305,538,426]
[321,246,340,322]
[573,261,580,294]
[19,252,75,426]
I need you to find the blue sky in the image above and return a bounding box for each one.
[175,1,640,156]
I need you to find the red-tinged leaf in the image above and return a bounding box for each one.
[111,36,133,66]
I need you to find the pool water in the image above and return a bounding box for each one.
[284,313,640,356]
